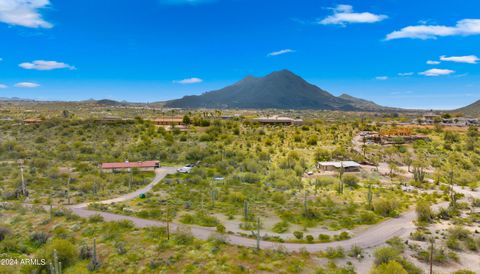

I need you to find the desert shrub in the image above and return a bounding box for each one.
[410,230,426,241]
[115,241,127,255]
[79,244,92,260]
[453,270,476,274]
[272,221,289,233]
[386,236,405,252]
[180,212,220,227]
[347,245,363,258]
[305,235,314,243]
[324,247,345,259]
[357,210,378,224]
[42,239,78,268]
[271,192,286,204]
[318,234,331,242]
[416,200,433,223]
[30,231,50,247]
[0,226,11,241]
[334,231,350,241]
[371,261,407,274]
[174,227,194,245]
[216,224,226,233]
[373,246,400,265]
[293,231,303,240]
[88,214,104,223]
[342,174,359,188]
[373,198,400,217]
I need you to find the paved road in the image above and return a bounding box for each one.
[65,166,463,252]
[68,167,178,209]
[72,205,424,252]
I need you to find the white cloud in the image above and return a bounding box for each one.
[173,77,203,84]
[398,72,414,76]
[319,4,388,25]
[15,82,40,88]
[419,68,455,77]
[0,83,7,88]
[267,49,295,57]
[375,76,388,80]
[426,60,441,65]
[19,60,75,71]
[440,55,479,64]
[0,0,52,28]
[386,19,480,40]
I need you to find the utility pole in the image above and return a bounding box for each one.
[66,177,71,205]
[303,190,308,216]
[256,217,260,251]
[166,205,170,240]
[20,166,27,197]
[129,170,133,192]
[429,238,434,274]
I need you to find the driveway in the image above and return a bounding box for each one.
[68,166,178,209]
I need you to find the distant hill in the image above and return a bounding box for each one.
[81,99,128,106]
[455,99,480,116]
[165,70,390,111]
[338,94,395,112]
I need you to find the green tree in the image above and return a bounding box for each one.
[371,261,408,274]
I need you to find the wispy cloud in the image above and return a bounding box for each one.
[0,83,7,89]
[375,76,388,80]
[386,19,480,40]
[398,72,414,76]
[426,60,440,65]
[19,60,76,71]
[319,4,387,25]
[419,68,455,77]
[267,49,295,57]
[0,0,52,28]
[440,55,479,64]
[173,77,203,84]
[15,82,40,88]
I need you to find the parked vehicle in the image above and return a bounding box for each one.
[177,164,195,173]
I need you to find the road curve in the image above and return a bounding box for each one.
[64,166,457,252]
[68,167,178,209]
[71,206,422,252]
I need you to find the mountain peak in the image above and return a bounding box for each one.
[266,69,298,78]
[164,70,388,111]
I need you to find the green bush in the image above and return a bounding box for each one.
[272,221,289,233]
[88,214,104,223]
[0,226,11,241]
[373,198,400,217]
[371,261,407,274]
[318,234,331,243]
[41,239,78,268]
[305,235,314,243]
[416,200,433,223]
[293,231,303,240]
[324,247,345,259]
[373,246,400,265]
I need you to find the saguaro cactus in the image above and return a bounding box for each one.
[50,249,62,274]
[243,200,249,221]
[367,184,373,209]
[88,238,100,271]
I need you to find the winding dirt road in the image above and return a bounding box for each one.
[64,166,465,252]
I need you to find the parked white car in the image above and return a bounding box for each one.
[177,164,194,173]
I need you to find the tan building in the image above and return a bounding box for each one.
[100,160,160,172]
[252,116,303,125]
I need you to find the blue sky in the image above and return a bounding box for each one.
[0,0,480,109]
